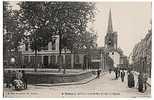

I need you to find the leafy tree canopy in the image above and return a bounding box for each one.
[19,2,96,52]
[3,1,24,53]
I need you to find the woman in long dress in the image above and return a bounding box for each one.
[138,72,144,92]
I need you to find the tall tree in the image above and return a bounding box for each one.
[3,2,24,65]
[19,2,96,70]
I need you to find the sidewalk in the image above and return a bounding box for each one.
[132,71,151,87]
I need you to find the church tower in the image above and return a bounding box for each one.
[105,9,118,50]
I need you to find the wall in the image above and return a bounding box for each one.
[109,51,120,67]
[25,71,94,84]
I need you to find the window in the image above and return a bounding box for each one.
[74,55,79,64]
[66,55,71,65]
[30,56,34,64]
[50,55,56,64]
[112,52,114,55]
[43,45,48,50]
[24,56,28,64]
[25,43,28,51]
[36,56,42,64]
[58,55,63,64]
[52,39,56,50]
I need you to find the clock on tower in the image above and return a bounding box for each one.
[105,9,117,50]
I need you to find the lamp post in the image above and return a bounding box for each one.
[10,57,15,68]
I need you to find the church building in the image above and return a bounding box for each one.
[104,9,122,68]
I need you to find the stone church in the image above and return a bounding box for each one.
[105,9,128,68]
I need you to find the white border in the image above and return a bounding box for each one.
[0,0,153,100]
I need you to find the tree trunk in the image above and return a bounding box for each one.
[58,33,62,71]
[87,47,90,69]
[34,30,37,72]
[34,49,37,72]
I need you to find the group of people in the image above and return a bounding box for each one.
[128,71,148,93]
[5,70,27,91]
[110,68,148,93]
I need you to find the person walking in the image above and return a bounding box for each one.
[114,68,118,80]
[127,71,131,87]
[138,72,144,92]
[143,73,148,92]
[128,71,134,88]
[121,70,125,82]
[97,69,101,79]
[109,68,112,74]
[130,72,135,87]
[117,68,120,79]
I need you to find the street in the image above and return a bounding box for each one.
[3,71,151,98]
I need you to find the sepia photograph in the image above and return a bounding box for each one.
[3,0,152,98]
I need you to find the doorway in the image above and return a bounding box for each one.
[43,56,48,67]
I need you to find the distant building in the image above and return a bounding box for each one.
[120,56,129,68]
[130,27,152,74]
[104,9,125,68]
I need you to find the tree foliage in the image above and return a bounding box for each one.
[3,2,24,53]
[19,2,96,52]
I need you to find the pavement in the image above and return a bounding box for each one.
[3,71,151,98]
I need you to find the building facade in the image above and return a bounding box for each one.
[20,35,111,70]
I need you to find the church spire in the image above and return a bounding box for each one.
[107,9,113,33]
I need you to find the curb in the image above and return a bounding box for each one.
[34,71,108,87]
[34,71,107,87]
[35,75,97,87]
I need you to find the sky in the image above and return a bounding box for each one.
[9,1,152,56]
[92,2,152,56]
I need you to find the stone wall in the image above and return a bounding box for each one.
[25,71,94,84]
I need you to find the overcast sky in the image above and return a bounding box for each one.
[92,2,152,56]
[9,1,152,56]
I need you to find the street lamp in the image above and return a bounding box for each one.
[10,57,15,67]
